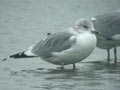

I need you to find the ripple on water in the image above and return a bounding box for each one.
[5,61,120,90]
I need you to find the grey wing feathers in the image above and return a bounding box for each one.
[93,11,120,39]
[32,31,76,58]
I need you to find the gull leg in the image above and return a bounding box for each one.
[73,63,76,70]
[61,63,64,70]
[107,49,110,63]
[114,47,117,64]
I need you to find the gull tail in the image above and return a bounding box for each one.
[2,51,38,61]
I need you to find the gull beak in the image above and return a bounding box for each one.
[91,30,101,35]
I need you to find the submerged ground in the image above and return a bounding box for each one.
[0,0,120,90]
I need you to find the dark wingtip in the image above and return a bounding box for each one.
[9,51,37,58]
[1,56,10,61]
[1,52,25,62]
[2,58,7,61]
[47,32,51,36]
[1,51,38,62]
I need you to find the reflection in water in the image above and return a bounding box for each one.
[8,61,120,90]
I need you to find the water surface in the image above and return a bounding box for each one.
[0,0,120,90]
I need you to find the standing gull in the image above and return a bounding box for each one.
[91,10,120,63]
[3,19,99,70]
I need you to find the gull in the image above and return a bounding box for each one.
[3,18,99,70]
[91,10,120,63]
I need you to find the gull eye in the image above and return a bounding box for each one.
[83,25,88,29]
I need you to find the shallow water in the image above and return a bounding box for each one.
[0,60,120,90]
[0,0,120,90]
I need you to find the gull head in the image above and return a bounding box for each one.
[73,18,100,34]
